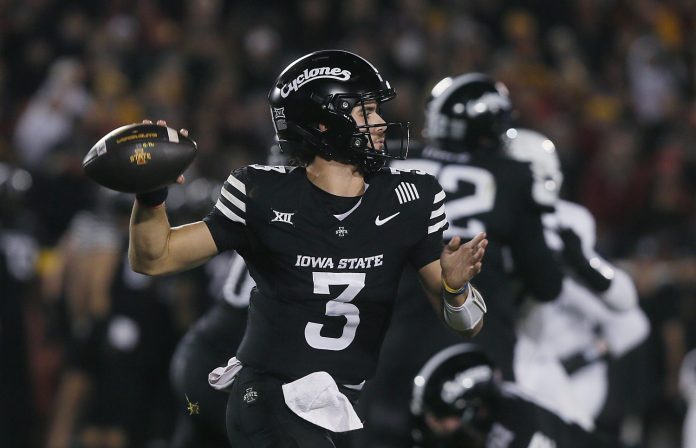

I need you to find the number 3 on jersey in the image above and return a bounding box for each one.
[305,272,364,351]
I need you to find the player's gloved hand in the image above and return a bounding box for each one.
[558,227,611,292]
[134,119,187,207]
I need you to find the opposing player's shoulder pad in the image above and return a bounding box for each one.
[556,200,596,249]
[503,158,550,209]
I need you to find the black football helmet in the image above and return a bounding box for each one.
[268,50,409,172]
[424,73,511,152]
[411,344,500,446]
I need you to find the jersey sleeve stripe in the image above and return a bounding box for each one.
[428,217,448,234]
[399,182,414,201]
[395,187,405,204]
[221,187,246,212]
[430,204,445,219]
[215,200,246,225]
[405,182,420,199]
[226,174,246,195]
[434,190,446,203]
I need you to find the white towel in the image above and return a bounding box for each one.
[282,371,363,432]
[208,357,243,391]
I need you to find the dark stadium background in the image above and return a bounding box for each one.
[1,0,695,447]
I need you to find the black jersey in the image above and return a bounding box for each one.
[484,384,620,448]
[204,164,448,384]
[392,145,563,379]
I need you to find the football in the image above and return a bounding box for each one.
[82,123,197,193]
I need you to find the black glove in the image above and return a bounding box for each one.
[558,227,611,292]
[135,187,168,207]
[560,347,608,375]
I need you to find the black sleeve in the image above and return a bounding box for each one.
[509,181,563,302]
[534,404,623,448]
[409,232,446,270]
[409,175,448,269]
[203,211,251,252]
[498,392,624,448]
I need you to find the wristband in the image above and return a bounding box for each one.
[136,187,168,207]
[442,284,487,331]
[442,277,469,295]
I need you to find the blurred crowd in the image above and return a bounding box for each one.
[2,0,696,447]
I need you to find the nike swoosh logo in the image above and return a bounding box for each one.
[375,212,400,226]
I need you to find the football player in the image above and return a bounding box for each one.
[169,251,252,448]
[128,50,488,447]
[391,74,563,380]
[506,129,650,431]
[410,343,622,448]
[0,164,37,448]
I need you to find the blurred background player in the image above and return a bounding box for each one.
[409,343,621,448]
[391,73,563,380]
[169,250,252,448]
[507,128,650,434]
[0,163,38,448]
[167,149,287,448]
[42,189,176,448]
[357,73,563,447]
[363,73,562,447]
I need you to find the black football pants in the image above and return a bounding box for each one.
[170,302,248,448]
[226,367,360,448]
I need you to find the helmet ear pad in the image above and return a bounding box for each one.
[297,96,379,163]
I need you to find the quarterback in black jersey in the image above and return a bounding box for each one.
[392,74,563,380]
[129,50,488,447]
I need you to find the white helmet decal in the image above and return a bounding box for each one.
[280,67,351,98]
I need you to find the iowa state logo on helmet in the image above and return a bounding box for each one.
[280,67,351,98]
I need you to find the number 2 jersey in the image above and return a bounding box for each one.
[203,165,448,384]
[392,144,563,379]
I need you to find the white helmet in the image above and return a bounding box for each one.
[503,128,563,207]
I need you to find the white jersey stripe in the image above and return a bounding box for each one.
[226,174,246,195]
[405,182,419,199]
[434,190,446,203]
[397,183,411,202]
[215,200,246,225]
[428,217,448,234]
[430,204,445,219]
[221,188,246,212]
[405,183,415,201]
[395,187,405,204]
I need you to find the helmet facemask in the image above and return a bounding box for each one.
[318,90,409,173]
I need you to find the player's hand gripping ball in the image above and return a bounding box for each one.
[82,123,196,193]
